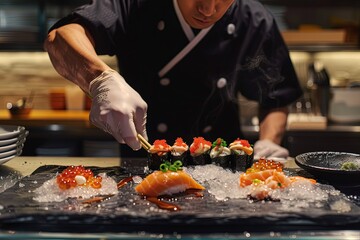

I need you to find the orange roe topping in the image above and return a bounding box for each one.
[152,139,171,151]
[56,165,102,190]
[246,158,283,173]
[233,138,251,147]
[174,137,187,147]
[190,137,211,153]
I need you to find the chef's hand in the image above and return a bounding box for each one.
[89,70,148,150]
[253,139,289,159]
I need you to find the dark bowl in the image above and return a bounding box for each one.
[295,151,360,186]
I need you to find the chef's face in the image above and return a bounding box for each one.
[177,0,235,29]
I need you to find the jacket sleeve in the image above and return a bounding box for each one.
[48,0,134,56]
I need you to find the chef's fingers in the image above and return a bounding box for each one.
[133,104,149,143]
[111,112,141,151]
[90,111,126,144]
[89,114,108,133]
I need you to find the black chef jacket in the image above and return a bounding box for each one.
[51,0,302,157]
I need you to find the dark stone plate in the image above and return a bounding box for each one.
[0,165,359,234]
[295,152,360,186]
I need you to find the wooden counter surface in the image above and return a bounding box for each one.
[0,110,91,126]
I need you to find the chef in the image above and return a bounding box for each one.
[44,0,302,159]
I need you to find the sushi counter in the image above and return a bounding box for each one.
[1,156,360,239]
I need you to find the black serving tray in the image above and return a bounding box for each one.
[0,165,359,234]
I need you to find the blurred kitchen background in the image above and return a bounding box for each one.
[0,0,359,157]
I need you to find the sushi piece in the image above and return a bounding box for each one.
[147,139,171,170]
[134,162,205,197]
[189,137,212,165]
[239,159,316,200]
[33,165,119,203]
[209,138,232,168]
[170,137,189,165]
[243,170,316,201]
[240,159,284,187]
[229,138,254,172]
[56,165,102,190]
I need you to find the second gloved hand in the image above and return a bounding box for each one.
[253,139,289,159]
[89,70,148,150]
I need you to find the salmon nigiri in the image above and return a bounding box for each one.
[135,170,205,197]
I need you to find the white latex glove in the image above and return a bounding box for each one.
[89,70,148,150]
[253,139,289,160]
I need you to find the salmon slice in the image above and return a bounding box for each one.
[265,172,316,188]
[240,169,316,189]
[289,176,317,184]
[239,169,276,187]
[266,171,292,189]
[135,170,205,197]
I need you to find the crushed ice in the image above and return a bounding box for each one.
[132,175,143,184]
[33,173,119,202]
[185,164,352,212]
[331,200,352,212]
[0,173,23,193]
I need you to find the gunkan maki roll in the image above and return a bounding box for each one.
[189,137,212,165]
[170,137,189,165]
[210,138,232,168]
[147,139,171,170]
[229,138,254,172]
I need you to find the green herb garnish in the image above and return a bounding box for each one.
[212,138,227,148]
[252,179,262,184]
[159,160,183,172]
[340,162,359,171]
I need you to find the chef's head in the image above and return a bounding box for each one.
[177,0,235,29]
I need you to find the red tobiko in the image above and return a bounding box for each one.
[153,139,171,150]
[233,138,251,147]
[190,137,211,153]
[174,137,187,147]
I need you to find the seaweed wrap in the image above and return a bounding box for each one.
[229,138,254,172]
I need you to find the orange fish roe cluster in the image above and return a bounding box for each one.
[56,165,102,190]
[174,137,187,147]
[233,138,251,147]
[190,137,212,153]
[153,139,171,150]
[246,158,283,173]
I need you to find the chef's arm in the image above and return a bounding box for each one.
[44,23,148,150]
[44,23,111,92]
[253,107,289,159]
[258,107,288,144]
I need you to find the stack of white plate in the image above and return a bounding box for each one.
[0,125,28,165]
